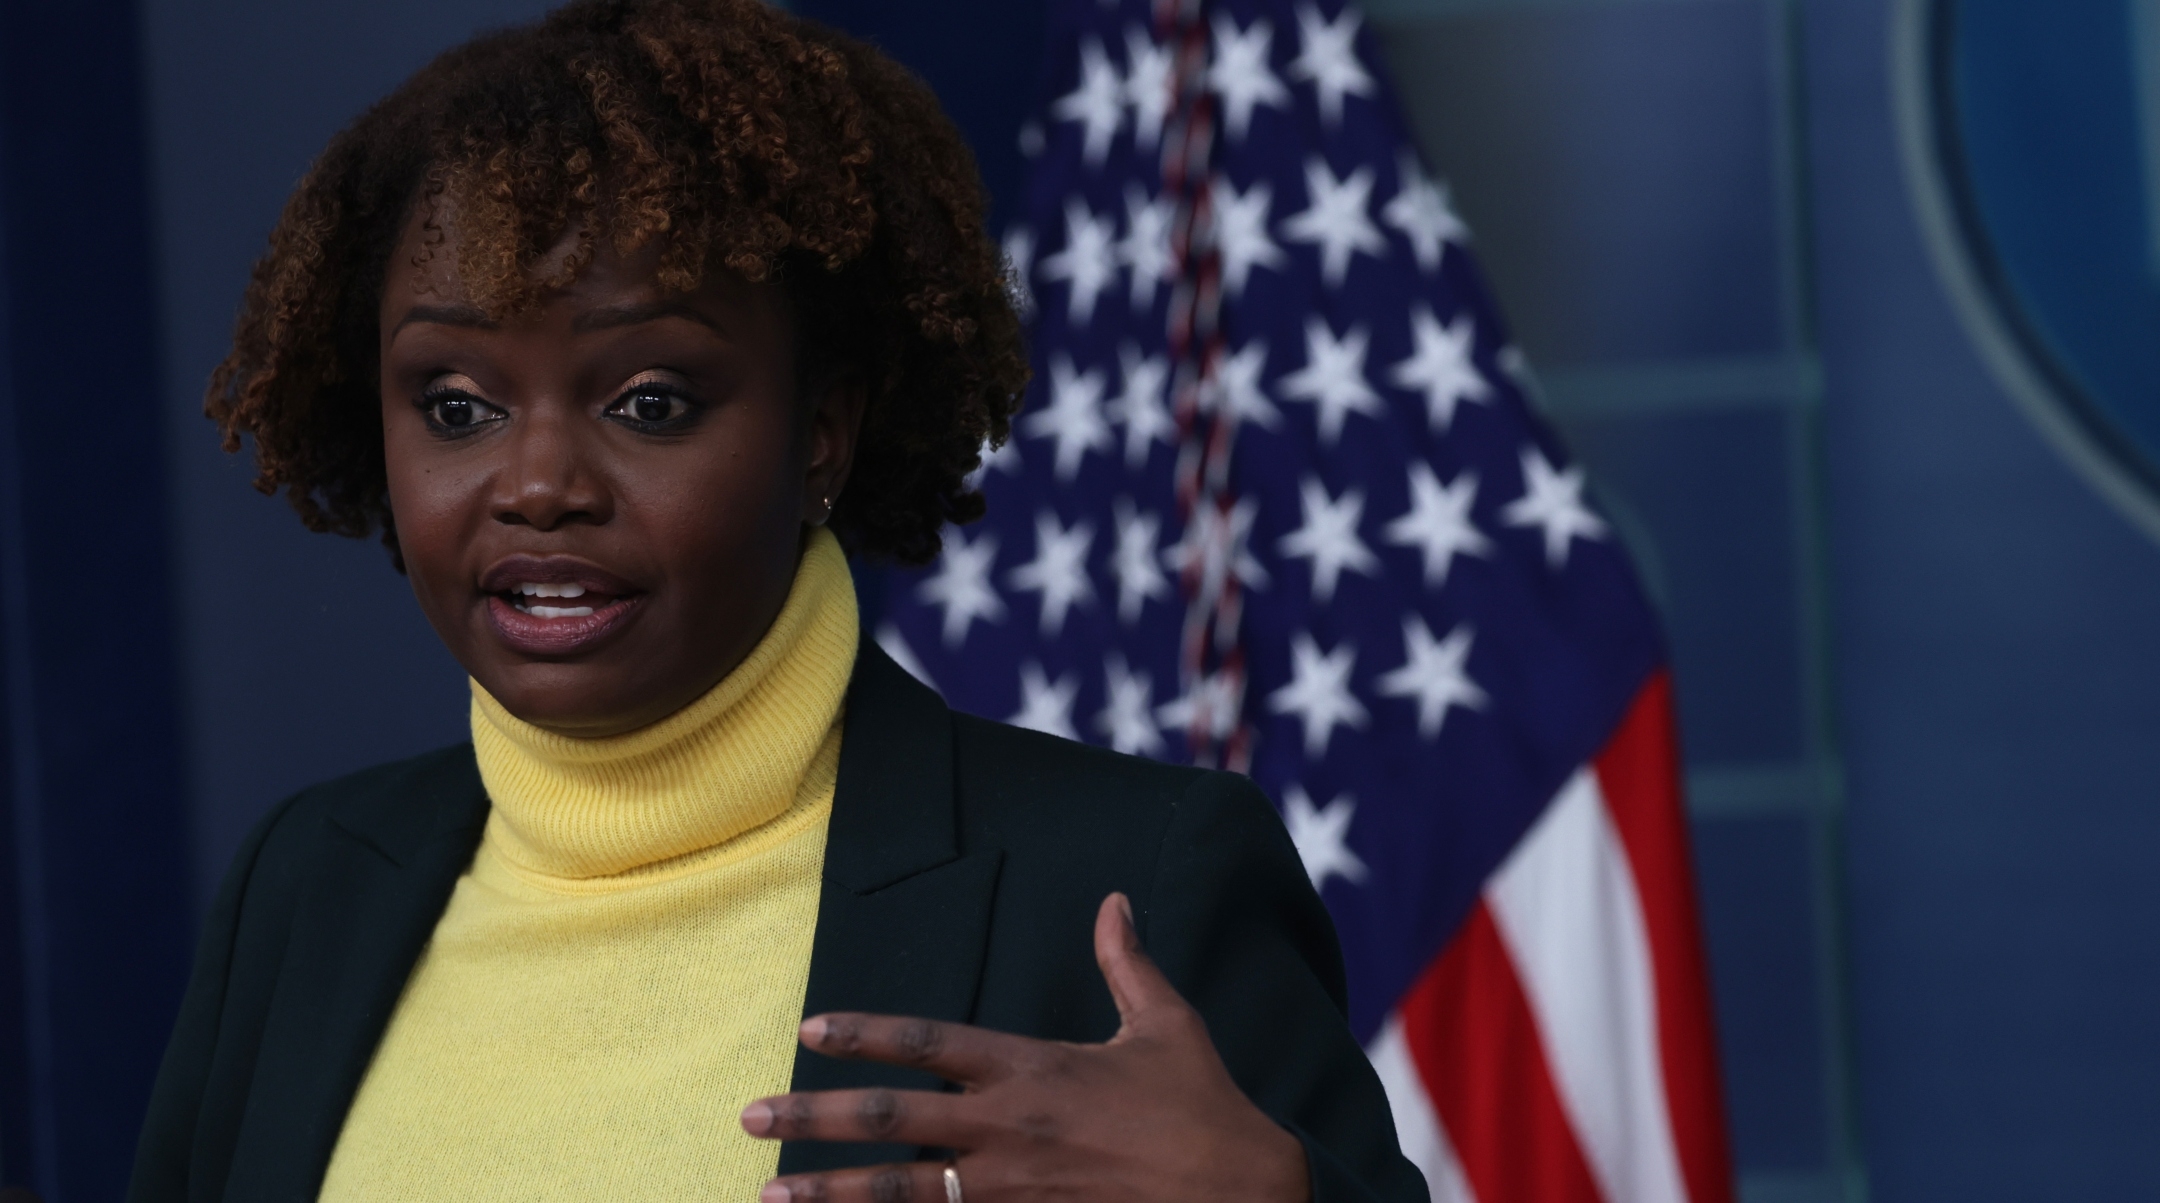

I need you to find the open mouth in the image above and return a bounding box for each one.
[501,581,622,619]
[480,559,646,656]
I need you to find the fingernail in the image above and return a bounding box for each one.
[800,1016,828,1046]
[1118,894,1134,926]
[741,1102,774,1135]
[760,1183,791,1203]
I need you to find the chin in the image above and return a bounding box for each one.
[472,661,637,735]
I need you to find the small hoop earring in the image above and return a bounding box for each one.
[813,494,833,526]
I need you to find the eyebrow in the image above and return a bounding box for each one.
[393,303,495,334]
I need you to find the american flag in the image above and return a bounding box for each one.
[878,3,1735,1201]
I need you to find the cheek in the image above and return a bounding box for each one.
[380,413,490,592]
[632,418,808,583]
[641,444,792,558]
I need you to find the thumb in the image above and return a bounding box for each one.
[1093,892,1183,1034]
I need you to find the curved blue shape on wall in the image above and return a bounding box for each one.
[1899,0,2160,538]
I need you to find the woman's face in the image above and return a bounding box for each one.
[378,214,862,738]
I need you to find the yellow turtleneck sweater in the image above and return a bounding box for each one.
[319,529,858,1202]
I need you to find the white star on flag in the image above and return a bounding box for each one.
[1280,318,1382,444]
[1007,510,1096,636]
[1010,662,1080,740]
[1282,158,1386,287]
[1157,668,1246,744]
[1119,185,1177,311]
[1024,355,1114,480]
[1052,37,1124,165]
[1039,198,1118,325]
[1289,4,1374,127]
[965,432,1021,492]
[1503,445,1609,567]
[918,529,1004,647]
[1000,225,1035,320]
[1214,177,1286,299]
[1097,654,1165,756]
[1109,497,1171,622]
[1107,344,1174,468]
[1208,14,1290,141]
[1385,462,1492,588]
[1279,476,1380,602]
[1383,150,1468,272]
[1496,344,1534,391]
[1123,26,1173,150]
[1202,340,1282,430]
[1269,633,1368,757]
[1378,616,1488,738]
[1283,786,1368,890]
[1165,495,1270,605]
[1389,305,1491,432]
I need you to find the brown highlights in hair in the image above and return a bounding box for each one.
[209,0,1028,565]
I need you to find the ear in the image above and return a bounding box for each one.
[802,372,868,527]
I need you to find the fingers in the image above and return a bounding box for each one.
[741,1087,973,1147]
[1092,892,1185,1030]
[760,1161,953,1203]
[798,1013,1027,1086]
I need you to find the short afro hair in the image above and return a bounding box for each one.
[209,0,1028,566]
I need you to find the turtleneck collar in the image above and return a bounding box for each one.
[469,529,859,881]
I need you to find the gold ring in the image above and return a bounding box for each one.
[943,1163,963,1203]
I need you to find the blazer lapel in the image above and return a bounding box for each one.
[780,642,1004,1176]
[224,749,490,1203]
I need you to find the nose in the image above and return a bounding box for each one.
[491,402,611,531]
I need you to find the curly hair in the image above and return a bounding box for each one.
[208,0,1028,565]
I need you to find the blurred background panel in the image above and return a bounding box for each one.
[3,0,2160,1199]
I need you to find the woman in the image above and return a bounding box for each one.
[129,3,1425,1201]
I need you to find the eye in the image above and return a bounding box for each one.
[417,386,505,434]
[605,383,698,427]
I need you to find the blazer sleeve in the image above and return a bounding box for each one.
[127,794,291,1203]
[1140,769,1430,1203]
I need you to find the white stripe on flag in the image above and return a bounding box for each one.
[1367,1015,1478,1203]
[1486,768,1689,1203]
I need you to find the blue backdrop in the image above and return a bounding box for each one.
[1,0,2155,1199]
[0,2,191,1199]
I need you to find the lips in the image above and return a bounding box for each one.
[480,555,646,657]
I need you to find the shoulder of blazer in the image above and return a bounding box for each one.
[945,710,1226,855]
[844,641,1232,871]
[950,708,1216,808]
[246,742,490,881]
[946,705,1292,890]
[255,734,490,859]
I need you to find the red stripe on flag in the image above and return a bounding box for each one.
[1594,672,1735,1203]
[1401,901,1607,1203]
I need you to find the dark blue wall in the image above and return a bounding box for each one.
[1807,0,2160,1195]
[0,1,193,1196]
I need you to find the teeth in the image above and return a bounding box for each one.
[514,582,588,599]
[527,605,597,619]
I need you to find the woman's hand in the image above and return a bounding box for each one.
[740,893,1312,1203]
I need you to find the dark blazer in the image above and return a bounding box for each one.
[129,643,1428,1203]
